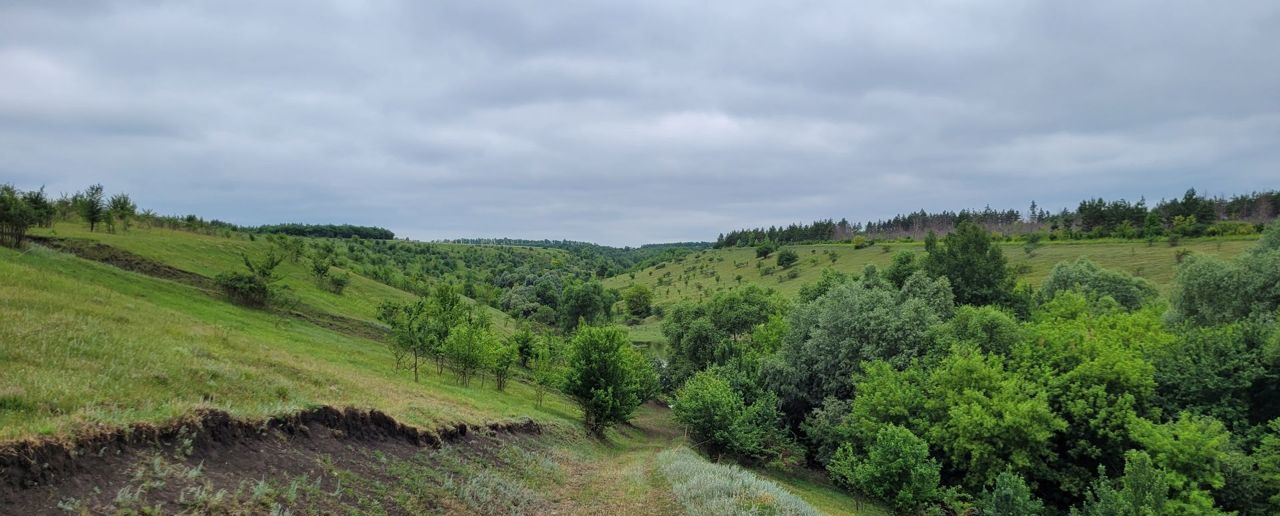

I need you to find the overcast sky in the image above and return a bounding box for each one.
[2,1,1278,245]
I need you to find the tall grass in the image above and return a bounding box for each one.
[657,447,818,516]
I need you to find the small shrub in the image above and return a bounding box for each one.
[214,272,270,307]
[776,249,799,268]
[756,242,777,259]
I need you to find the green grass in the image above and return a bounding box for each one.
[0,225,890,514]
[605,237,1257,308]
[0,244,573,440]
[755,467,890,516]
[29,223,518,332]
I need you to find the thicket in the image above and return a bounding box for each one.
[669,220,1280,514]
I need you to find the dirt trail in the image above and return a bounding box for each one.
[548,404,685,515]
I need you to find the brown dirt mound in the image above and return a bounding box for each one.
[0,407,541,513]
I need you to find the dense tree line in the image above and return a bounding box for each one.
[668,221,1280,514]
[715,219,853,247]
[716,189,1280,247]
[254,223,395,240]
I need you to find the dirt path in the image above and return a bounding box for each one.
[548,404,685,515]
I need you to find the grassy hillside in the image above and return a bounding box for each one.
[28,223,519,333]
[605,237,1258,307]
[0,244,566,440]
[0,227,880,513]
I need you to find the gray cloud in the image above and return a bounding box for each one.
[2,0,1278,245]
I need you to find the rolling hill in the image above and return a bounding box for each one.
[0,222,876,514]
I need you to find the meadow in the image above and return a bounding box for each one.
[0,225,877,514]
[605,237,1256,307]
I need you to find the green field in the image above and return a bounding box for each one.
[606,237,1257,307]
[0,226,879,514]
[28,223,520,333]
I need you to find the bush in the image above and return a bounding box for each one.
[776,249,799,268]
[623,284,653,319]
[563,326,655,436]
[755,242,777,259]
[1040,258,1158,311]
[213,271,270,307]
[672,372,740,451]
[828,425,940,513]
[1206,221,1256,237]
[327,271,350,294]
[673,371,794,463]
[216,253,283,307]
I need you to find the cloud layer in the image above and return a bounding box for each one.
[2,1,1278,245]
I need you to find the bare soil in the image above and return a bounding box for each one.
[0,407,540,514]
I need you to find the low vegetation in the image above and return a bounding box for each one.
[657,447,818,515]
[7,181,1280,514]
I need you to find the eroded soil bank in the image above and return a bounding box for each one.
[0,406,542,514]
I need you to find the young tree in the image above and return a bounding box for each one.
[21,187,55,228]
[1023,231,1045,257]
[923,222,1013,306]
[563,325,654,436]
[309,254,332,284]
[377,298,431,383]
[530,334,566,407]
[77,184,107,232]
[377,284,473,382]
[107,193,136,232]
[0,185,37,248]
[511,327,536,368]
[445,316,494,387]
[491,336,518,391]
[270,234,306,263]
[424,284,472,373]
[623,284,654,319]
